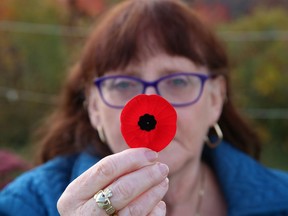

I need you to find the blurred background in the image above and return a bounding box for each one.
[0,0,288,185]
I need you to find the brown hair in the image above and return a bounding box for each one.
[36,0,261,164]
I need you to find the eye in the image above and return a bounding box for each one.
[167,76,189,88]
[115,81,130,89]
[109,79,137,91]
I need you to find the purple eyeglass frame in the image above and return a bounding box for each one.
[94,72,213,109]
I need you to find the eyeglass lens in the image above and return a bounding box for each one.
[97,73,206,108]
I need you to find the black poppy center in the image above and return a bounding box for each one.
[138,113,157,132]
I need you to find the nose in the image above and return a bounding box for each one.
[144,86,158,95]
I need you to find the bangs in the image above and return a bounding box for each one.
[81,0,227,79]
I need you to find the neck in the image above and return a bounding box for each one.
[164,159,206,215]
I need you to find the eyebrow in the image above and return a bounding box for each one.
[105,66,195,79]
[105,70,137,77]
[126,68,184,77]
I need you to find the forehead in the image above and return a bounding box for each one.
[106,52,208,77]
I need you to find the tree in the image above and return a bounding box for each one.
[0,0,71,160]
[219,7,288,168]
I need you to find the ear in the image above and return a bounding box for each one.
[87,88,102,130]
[207,76,226,126]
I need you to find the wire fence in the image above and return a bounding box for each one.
[1,20,288,41]
[1,20,288,120]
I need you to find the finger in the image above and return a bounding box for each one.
[67,148,158,198]
[72,167,168,216]
[58,148,158,213]
[117,178,169,216]
[148,201,167,216]
[110,163,169,210]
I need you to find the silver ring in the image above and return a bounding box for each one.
[94,188,117,215]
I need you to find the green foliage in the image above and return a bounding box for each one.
[1,2,287,169]
[0,0,80,158]
[8,0,64,23]
[219,7,288,168]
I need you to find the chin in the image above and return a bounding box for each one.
[158,139,197,174]
[158,148,184,174]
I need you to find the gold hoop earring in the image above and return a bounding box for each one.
[97,126,106,143]
[205,123,223,148]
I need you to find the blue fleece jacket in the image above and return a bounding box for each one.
[1,141,288,216]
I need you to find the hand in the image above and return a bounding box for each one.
[57,148,169,216]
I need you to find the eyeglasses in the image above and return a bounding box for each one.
[94,72,212,109]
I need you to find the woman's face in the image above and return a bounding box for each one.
[88,52,225,174]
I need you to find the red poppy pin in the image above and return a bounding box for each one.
[120,94,177,152]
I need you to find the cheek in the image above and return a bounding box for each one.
[100,108,129,153]
[160,105,209,173]
[177,110,206,142]
[175,98,211,148]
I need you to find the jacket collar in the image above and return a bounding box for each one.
[70,151,99,182]
[206,141,288,215]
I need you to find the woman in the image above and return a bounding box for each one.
[1,0,288,215]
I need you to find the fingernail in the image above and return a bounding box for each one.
[145,150,158,162]
[157,201,166,210]
[160,177,169,187]
[158,163,169,176]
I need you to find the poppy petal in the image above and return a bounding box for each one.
[120,94,177,152]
